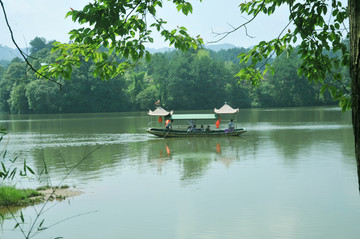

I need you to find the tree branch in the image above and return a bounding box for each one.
[206,1,266,44]
[0,0,62,88]
[256,19,294,71]
[288,2,350,94]
[210,17,255,42]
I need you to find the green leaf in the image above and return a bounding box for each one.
[148,5,156,15]
[1,162,7,173]
[145,51,151,62]
[20,211,24,223]
[321,84,328,95]
[26,166,35,175]
[9,168,17,180]
[101,52,108,60]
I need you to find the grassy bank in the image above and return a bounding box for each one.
[0,186,42,207]
[0,185,78,208]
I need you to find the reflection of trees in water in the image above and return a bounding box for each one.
[0,206,22,226]
[243,108,353,167]
[180,156,212,181]
[147,137,248,182]
[266,127,354,167]
[27,136,248,184]
[244,107,351,124]
[30,145,113,183]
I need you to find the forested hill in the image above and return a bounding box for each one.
[0,38,349,114]
[0,45,22,62]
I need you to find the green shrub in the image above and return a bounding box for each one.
[0,186,41,207]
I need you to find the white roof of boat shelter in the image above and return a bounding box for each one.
[148,107,173,116]
[214,103,239,114]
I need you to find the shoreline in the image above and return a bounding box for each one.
[36,187,82,201]
[0,186,82,208]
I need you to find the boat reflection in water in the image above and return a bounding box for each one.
[148,136,245,178]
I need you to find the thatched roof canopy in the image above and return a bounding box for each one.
[214,103,239,114]
[148,107,173,116]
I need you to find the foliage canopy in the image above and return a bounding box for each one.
[38,0,203,81]
[0,43,345,113]
[236,0,350,111]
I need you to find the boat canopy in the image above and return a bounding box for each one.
[169,114,217,120]
[214,103,239,114]
[148,107,173,116]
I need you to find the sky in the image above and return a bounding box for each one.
[0,0,346,50]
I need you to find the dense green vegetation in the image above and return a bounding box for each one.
[0,186,41,207]
[0,37,349,114]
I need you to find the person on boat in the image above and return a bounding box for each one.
[206,125,211,132]
[228,119,235,132]
[200,125,205,133]
[165,119,173,131]
[192,125,197,133]
[187,125,192,133]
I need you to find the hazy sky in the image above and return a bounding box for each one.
[0,0,346,50]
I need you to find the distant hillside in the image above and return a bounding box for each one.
[204,43,237,51]
[0,45,21,61]
[147,47,175,54]
[147,43,239,54]
[0,43,240,62]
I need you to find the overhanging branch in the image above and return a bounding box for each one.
[206,1,266,44]
[0,0,62,87]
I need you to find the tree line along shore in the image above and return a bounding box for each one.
[0,37,349,114]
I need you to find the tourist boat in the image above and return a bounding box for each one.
[146,103,247,137]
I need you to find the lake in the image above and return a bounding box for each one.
[1,106,359,239]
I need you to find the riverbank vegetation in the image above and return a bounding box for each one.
[0,185,75,208]
[0,37,349,114]
[0,186,42,207]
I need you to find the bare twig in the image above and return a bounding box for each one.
[207,1,266,44]
[210,16,255,42]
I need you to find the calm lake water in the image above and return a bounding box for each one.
[1,107,359,239]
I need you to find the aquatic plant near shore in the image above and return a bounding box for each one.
[1,126,101,238]
[0,186,42,207]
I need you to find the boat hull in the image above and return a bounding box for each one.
[146,128,247,137]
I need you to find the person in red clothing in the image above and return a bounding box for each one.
[165,119,173,131]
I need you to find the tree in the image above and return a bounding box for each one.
[25,79,62,113]
[29,37,47,55]
[127,71,146,106]
[36,0,203,82]
[8,83,30,113]
[0,58,28,112]
[190,50,227,109]
[226,0,358,187]
[167,51,194,109]
[267,51,319,107]
[146,52,171,104]
[349,0,360,188]
[135,85,159,110]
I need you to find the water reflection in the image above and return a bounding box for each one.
[12,134,250,185]
[131,137,244,182]
[1,107,360,239]
[2,121,355,186]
